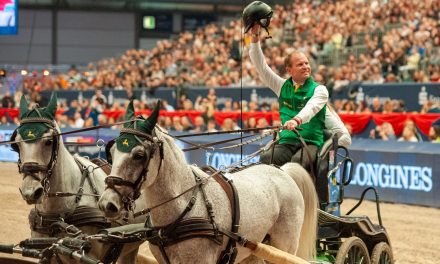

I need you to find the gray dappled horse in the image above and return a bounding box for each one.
[99,101,318,263]
[11,94,148,264]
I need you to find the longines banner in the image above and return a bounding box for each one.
[343,140,440,207]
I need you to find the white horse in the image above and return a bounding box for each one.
[12,94,148,264]
[99,101,318,263]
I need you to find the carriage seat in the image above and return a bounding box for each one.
[290,130,337,168]
[288,131,340,207]
[315,131,341,208]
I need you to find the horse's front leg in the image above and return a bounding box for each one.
[117,248,157,264]
[116,248,138,264]
[117,242,157,264]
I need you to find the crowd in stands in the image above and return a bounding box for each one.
[1,88,439,143]
[4,0,438,98]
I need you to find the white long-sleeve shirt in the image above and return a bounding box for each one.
[249,42,351,147]
[325,107,352,147]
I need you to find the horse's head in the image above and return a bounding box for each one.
[99,100,162,220]
[12,94,59,204]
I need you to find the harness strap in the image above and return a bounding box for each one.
[144,173,222,264]
[155,176,201,235]
[87,175,100,203]
[158,244,171,264]
[146,218,223,247]
[140,166,243,264]
[102,244,124,264]
[75,162,89,204]
[29,206,110,236]
[121,127,155,141]
[66,210,109,229]
[1,119,146,147]
[20,117,53,125]
[50,221,82,237]
[44,156,102,204]
[292,129,317,182]
[172,125,283,138]
[90,157,112,175]
[29,208,67,235]
[181,134,255,152]
[202,166,241,264]
[82,164,101,203]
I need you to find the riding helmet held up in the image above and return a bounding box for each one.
[242,1,273,33]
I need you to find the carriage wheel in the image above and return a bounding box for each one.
[334,236,370,264]
[370,242,394,264]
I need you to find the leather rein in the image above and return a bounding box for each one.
[103,125,276,213]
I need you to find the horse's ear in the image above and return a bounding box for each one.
[125,100,135,122]
[45,93,58,119]
[19,95,29,120]
[145,100,161,133]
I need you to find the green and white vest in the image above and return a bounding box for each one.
[278,77,326,147]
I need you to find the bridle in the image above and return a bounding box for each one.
[10,108,113,239]
[11,116,60,195]
[105,126,164,212]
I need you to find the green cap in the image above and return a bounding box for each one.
[115,100,161,153]
[18,94,57,142]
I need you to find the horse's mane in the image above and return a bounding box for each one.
[53,122,67,149]
[154,126,191,173]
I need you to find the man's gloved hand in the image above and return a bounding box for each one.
[284,117,302,131]
[250,24,260,35]
[250,24,261,42]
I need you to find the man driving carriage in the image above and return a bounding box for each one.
[245,2,351,171]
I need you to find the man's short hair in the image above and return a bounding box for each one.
[284,51,304,68]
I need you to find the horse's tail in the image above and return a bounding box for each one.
[281,162,318,261]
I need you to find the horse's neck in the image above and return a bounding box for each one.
[144,137,197,226]
[37,144,83,213]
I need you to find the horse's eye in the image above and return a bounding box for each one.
[45,139,53,146]
[133,153,145,160]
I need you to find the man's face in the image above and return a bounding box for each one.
[286,53,311,84]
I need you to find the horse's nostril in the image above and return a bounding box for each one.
[33,187,44,200]
[106,203,119,214]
